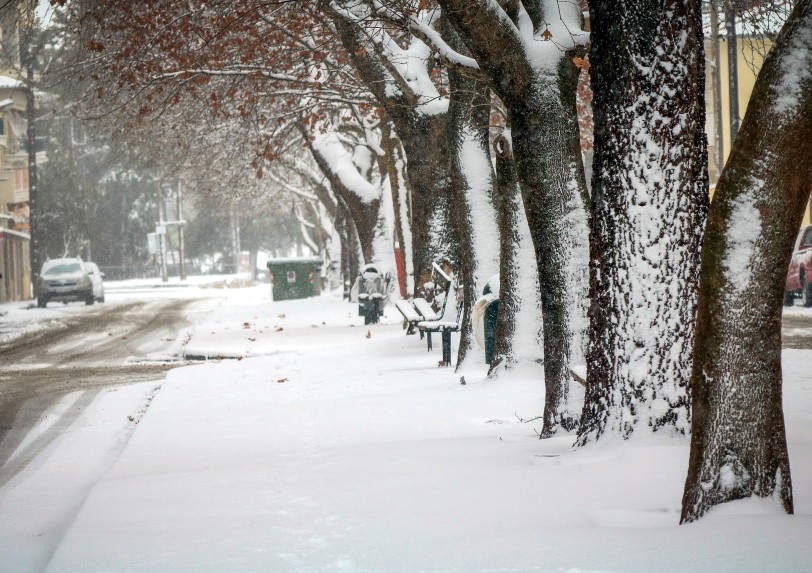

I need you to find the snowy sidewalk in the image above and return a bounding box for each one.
[3,287,812,572]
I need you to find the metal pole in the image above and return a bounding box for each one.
[158,184,167,283]
[177,179,186,281]
[25,23,39,293]
[231,204,241,274]
[725,2,740,142]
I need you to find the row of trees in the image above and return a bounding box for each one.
[1,2,308,275]
[47,0,812,523]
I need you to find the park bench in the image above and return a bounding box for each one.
[417,319,460,367]
[417,264,459,366]
[394,297,459,362]
[394,299,424,334]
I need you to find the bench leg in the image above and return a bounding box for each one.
[442,329,452,366]
[426,330,432,352]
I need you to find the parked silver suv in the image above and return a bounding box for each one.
[37,257,96,308]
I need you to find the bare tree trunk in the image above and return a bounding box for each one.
[681,0,812,522]
[446,29,496,367]
[530,52,591,437]
[396,114,454,292]
[440,1,590,436]
[489,134,521,373]
[578,0,708,444]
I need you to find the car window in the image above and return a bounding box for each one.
[803,229,812,248]
[43,262,82,274]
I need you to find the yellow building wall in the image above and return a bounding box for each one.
[706,37,811,226]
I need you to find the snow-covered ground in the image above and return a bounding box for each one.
[1,279,811,572]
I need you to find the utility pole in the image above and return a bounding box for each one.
[231,204,241,273]
[157,184,168,283]
[725,1,740,141]
[177,179,186,281]
[23,1,39,290]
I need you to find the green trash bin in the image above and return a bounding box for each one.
[267,257,323,301]
[482,281,500,364]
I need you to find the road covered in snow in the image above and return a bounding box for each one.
[1,278,811,572]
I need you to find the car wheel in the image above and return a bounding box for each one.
[803,275,812,308]
[37,297,48,308]
[99,295,105,303]
[784,290,796,306]
[85,291,95,305]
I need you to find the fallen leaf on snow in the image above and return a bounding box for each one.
[276,377,288,383]
[365,330,371,338]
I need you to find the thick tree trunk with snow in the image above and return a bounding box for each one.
[490,135,522,373]
[578,0,709,444]
[516,53,589,436]
[440,0,590,436]
[307,143,380,265]
[681,0,812,522]
[396,114,454,290]
[446,45,496,367]
[328,6,454,290]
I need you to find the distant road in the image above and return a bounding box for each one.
[782,308,812,349]
[0,298,207,487]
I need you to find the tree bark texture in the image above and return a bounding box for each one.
[440,0,591,436]
[490,134,522,373]
[397,114,454,292]
[528,53,591,437]
[681,0,812,522]
[446,37,497,367]
[578,0,709,444]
